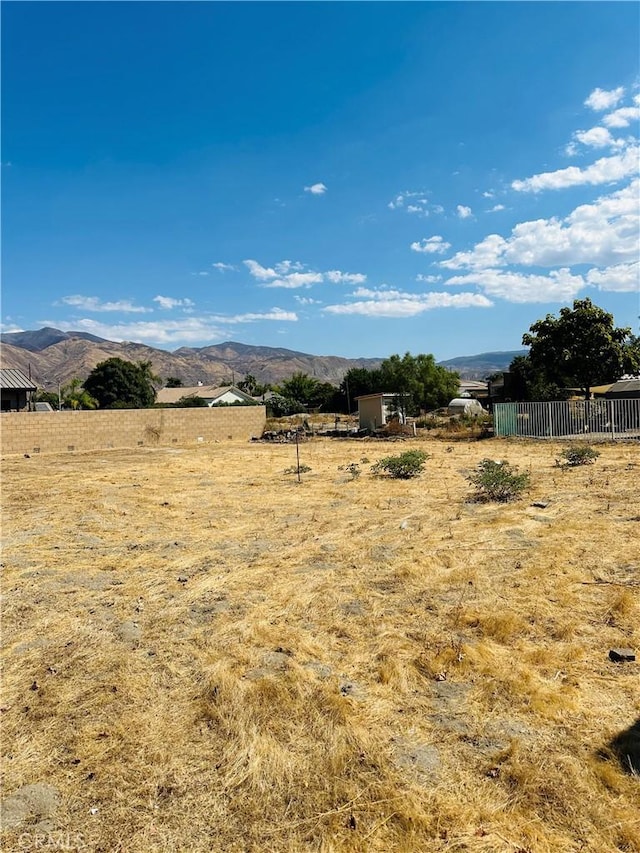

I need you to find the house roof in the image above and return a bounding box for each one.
[0,368,37,391]
[156,384,255,405]
[355,392,409,401]
[605,378,640,395]
[459,380,488,391]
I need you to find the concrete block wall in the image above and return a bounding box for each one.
[0,407,266,455]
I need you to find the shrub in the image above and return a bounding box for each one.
[415,417,440,430]
[372,450,428,479]
[284,464,311,474]
[338,462,361,479]
[467,459,529,502]
[557,443,601,467]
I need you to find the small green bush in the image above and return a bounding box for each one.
[557,443,601,467]
[467,459,529,502]
[372,450,428,479]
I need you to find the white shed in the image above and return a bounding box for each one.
[447,397,485,417]
[356,393,408,430]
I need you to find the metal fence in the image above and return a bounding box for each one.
[494,399,640,441]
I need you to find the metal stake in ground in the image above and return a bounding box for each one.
[295,428,301,482]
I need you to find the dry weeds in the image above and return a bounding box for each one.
[1,437,638,852]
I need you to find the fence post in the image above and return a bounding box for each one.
[610,399,615,441]
[547,402,553,438]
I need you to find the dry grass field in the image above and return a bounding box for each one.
[1,436,638,853]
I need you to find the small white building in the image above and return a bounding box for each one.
[447,397,485,417]
[156,385,257,407]
[356,393,408,430]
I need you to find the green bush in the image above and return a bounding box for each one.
[467,459,529,502]
[372,450,428,479]
[557,443,601,467]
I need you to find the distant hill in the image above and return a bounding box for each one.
[439,350,526,379]
[0,328,524,388]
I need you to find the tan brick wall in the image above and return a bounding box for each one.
[0,407,266,455]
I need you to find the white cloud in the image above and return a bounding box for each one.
[59,295,151,313]
[446,268,585,303]
[153,296,195,310]
[456,205,473,219]
[572,126,626,149]
[388,190,435,216]
[323,288,492,317]
[442,234,507,271]
[482,191,494,199]
[244,258,367,289]
[410,235,451,254]
[294,295,322,305]
[43,317,226,345]
[602,106,640,128]
[443,180,639,271]
[44,307,297,346]
[586,261,640,292]
[218,308,298,323]
[416,274,441,283]
[244,259,278,280]
[489,204,505,212]
[262,272,324,289]
[585,87,625,111]
[212,262,237,272]
[512,145,638,192]
[274,260,304,274]
[325,270,367,284]
[304,182,327,195]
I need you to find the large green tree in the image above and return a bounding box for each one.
[84,358,158,408]
[522,298,634,399]
[379,352,460,415]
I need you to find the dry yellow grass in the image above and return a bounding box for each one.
[1,436,638,852]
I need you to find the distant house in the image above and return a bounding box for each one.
[356,393,408,430]
[156,384,257,407]
[458,379,488,400]
[0,368,37,412]
[603,378,640,399]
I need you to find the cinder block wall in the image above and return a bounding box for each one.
[0,407,266,455]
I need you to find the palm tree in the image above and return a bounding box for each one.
[61,378,98,410]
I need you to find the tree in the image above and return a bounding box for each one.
[165,377,184,388]
[237,374,266,396]
[278,372,320,406]
[61,377,98,410]
[522,298,633,399]
[623,334,640,376]
[84,358,158,408]
[379,352,459,415]
[507,354,567,402]
[176,395,208,407]
[34,390,61,410]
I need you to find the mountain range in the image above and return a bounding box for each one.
[0,327,525,389]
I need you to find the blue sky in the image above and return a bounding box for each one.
[2,2,639,360]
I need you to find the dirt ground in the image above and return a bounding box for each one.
[1,436,638,852]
